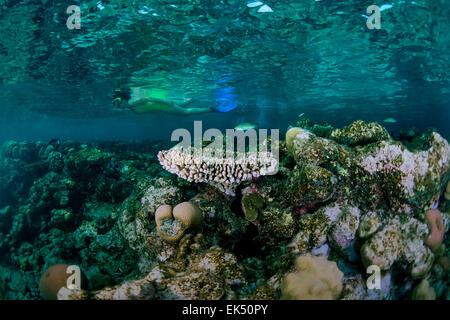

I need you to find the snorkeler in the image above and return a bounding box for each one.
[112,87,210,115]
[113,86,239,115]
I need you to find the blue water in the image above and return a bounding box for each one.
[0,0,449,141]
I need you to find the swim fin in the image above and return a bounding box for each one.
[211,101,239,112]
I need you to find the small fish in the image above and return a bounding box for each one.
[247,1,263,8]
[380,4,393,12]
[298,113,305,118]
[234,123,257,131]
[258,4,273,13]
[383,117,397,123]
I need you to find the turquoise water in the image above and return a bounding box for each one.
[0,0,449,301]
[0,0,448,141]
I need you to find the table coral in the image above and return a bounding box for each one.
[157,147,278,196]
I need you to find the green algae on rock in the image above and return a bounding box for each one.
[360,215,435,278]
[287,124,450,217]
[241,193,264,222]
[329,120,390,146]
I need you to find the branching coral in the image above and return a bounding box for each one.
[157,147,278,195]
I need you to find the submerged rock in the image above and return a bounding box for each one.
[328,205,360,254]
[360,215,434,278]
[288,124,450,216]
[330,120,390,146]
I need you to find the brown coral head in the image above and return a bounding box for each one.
[173,201,203,229]
[155,204,173,228]
[424,209,444,253]
[155,202,202,243]
[39,264,87,300]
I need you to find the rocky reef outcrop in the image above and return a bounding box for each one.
[0,120,449,300]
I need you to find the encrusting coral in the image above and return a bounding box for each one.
[360,215,435,278]
[281,254,343,300]
[424,209,445,253]
[329,120,390,146]
[287,126,450,215]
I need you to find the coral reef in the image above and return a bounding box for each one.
[0,120,449,300]
[285,127,304,152]
[241,193,264,222]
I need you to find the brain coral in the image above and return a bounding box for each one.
[281,254,343,300]
[157,147,278,195]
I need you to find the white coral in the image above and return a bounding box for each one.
[158,147,278,195]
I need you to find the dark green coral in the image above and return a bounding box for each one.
[242,193,264,222]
